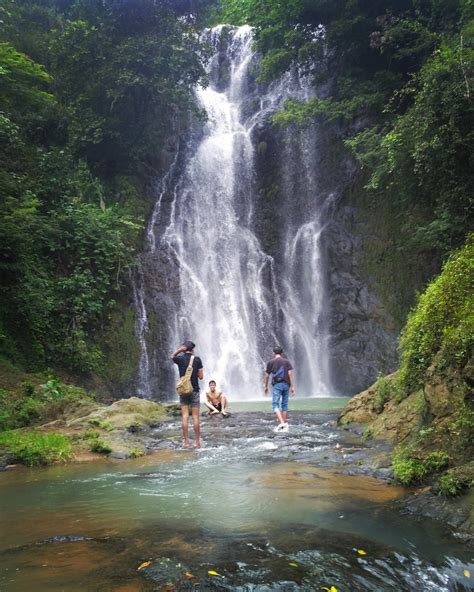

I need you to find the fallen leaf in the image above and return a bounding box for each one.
[185,572,195,579]
[289,562,298,567]
[464,569,471,578]
[321,586,338,592]
[208,570,220,576]
[357,549,367,555]
[137,561,152,570]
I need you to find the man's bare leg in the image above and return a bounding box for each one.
[220,395,229,415]
[204,401,219,415]
[282,410,288,424]
[181,405,191,448]
[274,408,285,425]
[192,407,201,448]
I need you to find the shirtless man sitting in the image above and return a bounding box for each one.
[204,380,229,416]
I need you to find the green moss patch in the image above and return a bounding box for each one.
[0,431,72,466]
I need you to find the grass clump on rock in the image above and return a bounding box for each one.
[393,447,450,486]
[0,431,72,466]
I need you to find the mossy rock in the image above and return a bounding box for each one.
[436,461,474,497]
[338,386,380,425]
[69,397,168,430]
[368,391,425,444]
[338,372,400,425]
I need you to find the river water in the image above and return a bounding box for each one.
[1,402,472,591]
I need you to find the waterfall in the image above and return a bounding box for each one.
[135,25,333,399]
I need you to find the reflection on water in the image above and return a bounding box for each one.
[0,415,473,591]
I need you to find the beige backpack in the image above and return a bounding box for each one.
[176,355,195,396]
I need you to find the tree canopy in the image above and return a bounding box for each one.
[219,0,474,257]
[0,0,209,371]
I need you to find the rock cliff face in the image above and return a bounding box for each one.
[132,26,400,399]
[251,113,398,395]
[324,201,399,394]
[339,361,473,462]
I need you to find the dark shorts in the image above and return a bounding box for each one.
[179,390,200,409]
[209,402,222,412]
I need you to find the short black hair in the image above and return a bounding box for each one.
[183,340,195,351]
[273,345,283,354]
[209,380,216,385]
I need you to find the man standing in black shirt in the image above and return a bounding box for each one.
[171,340,203,448]
[264,346,295,432]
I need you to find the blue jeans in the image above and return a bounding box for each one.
[272,382,290,412]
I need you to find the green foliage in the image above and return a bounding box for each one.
[399,237,474,391]
[129,448,144,458]
[82,425,112,453]
[232,0,473,263]
[88,417,113,431]
[362,426,374,440]
[393,447,450,485]
[0,43,54,112]
[372,374,392,412]
[0,0,209,380]
[48,2,207,177]
[449,399,474,449]
[0,431,72,465]
[88,436,112,454]
[0,373,93,431]
[418,426,434,439]
[436,472,471,497]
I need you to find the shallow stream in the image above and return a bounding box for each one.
[0,400,472,591]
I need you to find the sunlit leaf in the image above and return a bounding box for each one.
[289,562,298,567]
[208,570,220,576]
[137,561,152,570]
[464,569,471,578]
[357,549,367,555]
[185,572,195,579]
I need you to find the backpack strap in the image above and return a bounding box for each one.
[185,355,194,375]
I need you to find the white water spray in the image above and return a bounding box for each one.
[136,26,332,399]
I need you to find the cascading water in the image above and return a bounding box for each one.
[135,25,334,399]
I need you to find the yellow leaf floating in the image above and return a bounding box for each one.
[185,572,195,579]
[289,562,298,567]
[208,570,220,576]
[321,586,338,592]
[357,549,367,556]
[137,561,152,570]
[464,569,471,578]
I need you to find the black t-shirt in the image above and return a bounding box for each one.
[266,357,293,385]
[172,353,203,391]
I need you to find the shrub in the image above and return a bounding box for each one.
[451,400,474,449]
[81,429,111,454]
[372,373,406,411]
[88,437,112,454]
[88,417,113,431]
[21,381,35,397]
[0,431,72,466]
[399,237,474,392]
[362,427,374,440]
[436,473,471,497]
[393,447,450,485]
[418,426,434,439]
[0,374,95,431]
[372,375,391,412]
